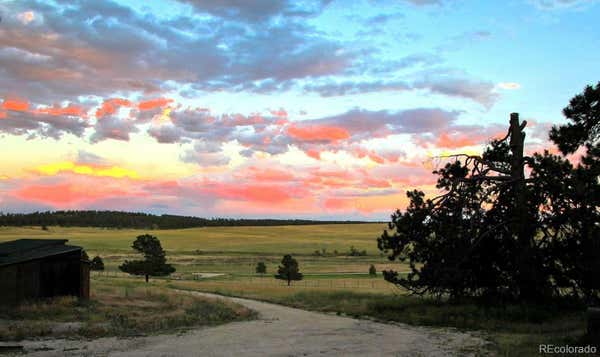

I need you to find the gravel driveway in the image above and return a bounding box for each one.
[19,291,489,356]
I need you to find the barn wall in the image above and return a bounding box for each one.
[40,251,83,298]
[0,250,88,305]
[80,262,90,300]
[16,260,42,301]
[0,265,17,305]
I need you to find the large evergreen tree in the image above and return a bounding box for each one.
[378,83,599,303]
[119,234,175,282]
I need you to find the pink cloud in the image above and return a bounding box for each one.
[96,98,133,118]
[14,181,144,206]
[138,98,173,111]
[287,124,351,142]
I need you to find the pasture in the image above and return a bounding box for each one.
[0,224,404,277]
[0,224,590,355]
[0,224,385,254]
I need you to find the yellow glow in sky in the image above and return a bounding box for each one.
[35,161,140,179]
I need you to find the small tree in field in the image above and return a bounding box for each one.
[119,234,175,282]
[90,256,105,271]
[256,261,267,275]
[369,264,377,276]
[275,254,303,286]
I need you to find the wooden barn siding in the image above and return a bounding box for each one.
[0,264,18,305]
[0,250,87,305]
[80,261,90,300]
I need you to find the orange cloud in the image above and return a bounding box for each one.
[287,124,350,142]
[96,98,132,118]
[2,99,29,112]
[138,98,173,111]
[0,111,6,119]
[34,104,86,117]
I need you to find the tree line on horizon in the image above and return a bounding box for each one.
[0,210,375,229]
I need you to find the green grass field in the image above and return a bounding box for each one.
[0,224,404,276]
[0,224,386,254]
[1,224,592,355]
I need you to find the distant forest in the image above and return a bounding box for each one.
[0,210,373,229]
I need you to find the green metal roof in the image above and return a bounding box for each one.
[0,239,82,267]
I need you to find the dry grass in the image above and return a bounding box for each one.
[0,277,255,341]
[0,224,385,254]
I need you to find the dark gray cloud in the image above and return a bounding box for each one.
[413,77,499,108]
[303,73,497,108]
[177,0,333,23]
[90,116,138,143]
[0,0,349,105]
[304,80,410,97]
[0,106,88,140]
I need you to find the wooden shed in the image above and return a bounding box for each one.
[0,239,89,305]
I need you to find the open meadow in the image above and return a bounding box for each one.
[0,224,404,278]
[0,224,592,355]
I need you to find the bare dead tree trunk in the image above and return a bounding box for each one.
[509,113,538,300]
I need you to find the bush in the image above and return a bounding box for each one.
[90,256,105,271]
[369,265,377,276]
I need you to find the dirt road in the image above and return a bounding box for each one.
[20,291,488,356]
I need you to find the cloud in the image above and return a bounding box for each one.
[497,82,521,90]
[16,11,37,25]
[177,0,332,23]
[403,0,445,5]
[304,80,410,97]
[14,180,144,206]
[531,0,598,9]
[0,0,352,108]
[0,98,89,139]
[90,116,138,143]
[287,124,351,142]
[34,161,140,179]
[77,150,109,166]
[414,77,499,108]
[95,98,133,119]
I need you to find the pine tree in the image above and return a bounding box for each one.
[256,261,267,275]
[275,254,303,286]
[119,234,175,282]
[90,256,105,271]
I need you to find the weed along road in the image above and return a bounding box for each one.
[21,291,487,356]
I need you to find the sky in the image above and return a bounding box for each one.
[0,0,598,220]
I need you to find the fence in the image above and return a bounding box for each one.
[91,271,395,290]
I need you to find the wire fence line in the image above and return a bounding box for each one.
[91,271,394,289]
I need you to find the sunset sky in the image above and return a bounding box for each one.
[0,0,598,220]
